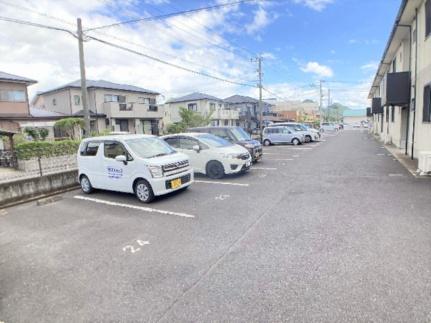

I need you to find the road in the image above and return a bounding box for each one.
[1,130,431,322]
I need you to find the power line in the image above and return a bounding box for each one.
[0,15,76,36]
[87,35,256,88]
[1,0,255,84]
[85,0,257,32]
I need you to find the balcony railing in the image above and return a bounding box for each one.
[103,102,163,118]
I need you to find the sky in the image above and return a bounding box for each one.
[0,0,401,108]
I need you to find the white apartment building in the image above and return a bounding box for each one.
[164,92,240,127]
[369,0,431,166]
[34,80,163,135]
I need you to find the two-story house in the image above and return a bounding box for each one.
[164,92,240,128]
[369,0,431,168]
[34,80,163,135]
[224,95,273,131]
[0,71,37,149]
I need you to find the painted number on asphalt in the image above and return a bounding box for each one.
[215,194,230,200]
[123,240,150,254]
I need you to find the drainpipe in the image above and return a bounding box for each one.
[411,9,418,160]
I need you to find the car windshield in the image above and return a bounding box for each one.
[197,134,233,147]
[125,137,176,159]
[230,127,251,141]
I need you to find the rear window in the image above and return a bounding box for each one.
[80,141,100,156]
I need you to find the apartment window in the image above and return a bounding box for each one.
[209,103,216,111]
[426,0,431,38]
[119,103,132,111]
[224,120,229,126]
[392,58,396,72]
[74,95,81,105]
[0,90,26,102]
[423,85,431,122]
[148,105,158,112]
[104,94,126,103]
[391,106,395,122]
[138,97,156,105]
[188,103,197,112]
[385,106,389,122]
[52,98,57,106]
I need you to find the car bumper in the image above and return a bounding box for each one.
[247,146,263,161]
[223,158,252,174]
[150,169,194,196]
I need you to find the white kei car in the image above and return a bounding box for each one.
[162,133,252,179]
[77,135,193,203]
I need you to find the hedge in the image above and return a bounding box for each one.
[15,140,80,160]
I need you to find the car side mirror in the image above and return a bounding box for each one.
[192,145,200,153]
[115,155,127,165]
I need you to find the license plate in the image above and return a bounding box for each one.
[170,178,182,189]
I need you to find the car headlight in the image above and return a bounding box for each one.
[222,153,241,159]
[148,165,163,178]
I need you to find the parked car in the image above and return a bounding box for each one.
[162,133,251,179]
[187,126,262,162]
[269,122,320,142]
[77,134,193,203]
[262,126,305,146]
[320,123,338,132]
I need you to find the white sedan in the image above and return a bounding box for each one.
[162,133,252,179]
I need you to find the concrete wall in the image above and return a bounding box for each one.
[411,1,431,157]
[0,82,30,116]
[0,170,78,207]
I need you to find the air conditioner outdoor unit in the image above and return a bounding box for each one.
[418,151,431,175]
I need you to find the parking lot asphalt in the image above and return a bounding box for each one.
[2,130,431,322]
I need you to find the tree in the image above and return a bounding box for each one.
[54,118,85,139]
[167,107,213,134]
[24,127,40,141]
[38,128,49,141]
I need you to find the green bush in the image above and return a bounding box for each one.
[15,140,80,160]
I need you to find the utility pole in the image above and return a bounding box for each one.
[327,88,331,122]
[77,18,91,137]
[319,80,324,125]
[258,55,263,141]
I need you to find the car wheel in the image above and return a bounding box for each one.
[292,138,300,146]
[305,135,311,143]
[206,161,225,179]
[80,175,94,194]
[134,179,154,203]
[263,139,271,146]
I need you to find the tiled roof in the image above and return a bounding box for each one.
[224,95,258,104]
[167,92,223,103]
[30,107,66,118]
[38,80,159,95]
[0,71,37,84]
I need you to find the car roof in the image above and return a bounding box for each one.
[188,126,239,130]
[163,132,207,138]
[82,134,155,142]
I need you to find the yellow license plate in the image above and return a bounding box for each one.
[171,178,182,189]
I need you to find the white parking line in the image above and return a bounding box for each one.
[388,173,404,177]
[194,180,249,187]
[272,159,294,161]
[251,167,278,171]
[73,196,195,218]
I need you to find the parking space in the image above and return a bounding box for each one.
[0,132,339,322]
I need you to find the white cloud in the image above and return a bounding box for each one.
[245,6,270,34]
[293,0,334,11]
[144,0,169,4]
[261,52,276,59]
[300,61,334,78]
[360,61,378,73]
[0,0,259,101]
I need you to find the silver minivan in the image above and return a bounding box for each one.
[262,126,305,146]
